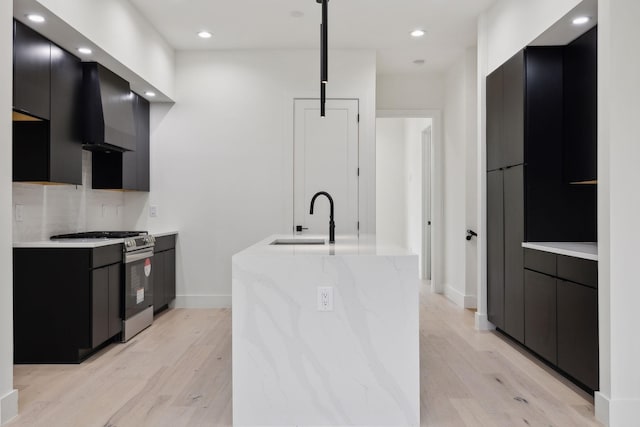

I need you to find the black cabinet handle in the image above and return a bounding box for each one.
[466,229,478,241]
[295,225,309,232]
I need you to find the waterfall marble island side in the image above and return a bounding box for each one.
[232,235,420,426]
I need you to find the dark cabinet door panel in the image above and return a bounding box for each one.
[49,44,82,184]
[108,264,122,337]
[487,170,505,328]
[503,165,524,342]
[165,249,176,303]
[502,51,525,168]
[92,267,110,348]
[557,280,598,391]
[524,269,557,364]
[153,250,166,312]
[13,21,50,119]
[486,68,503,171]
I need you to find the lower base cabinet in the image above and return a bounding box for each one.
[14,245,123,363]
[557,279,599,391]
[153,235,176,314]
[524,269,557,364]
[522,248,598,393]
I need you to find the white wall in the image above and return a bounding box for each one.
[0,1,17,424]
[126,49,377,308]
[377,73,444,110]
[12,153,126,242]
[376,118,407,248]
[34,0,175,99]
[596,1,640,425]
[442,47,477,308]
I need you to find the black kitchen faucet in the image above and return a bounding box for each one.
[309,191,335,244]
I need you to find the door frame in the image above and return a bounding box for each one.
[376,109,444,294]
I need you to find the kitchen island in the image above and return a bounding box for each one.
[232,235,420,426]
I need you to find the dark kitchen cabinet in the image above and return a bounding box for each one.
[153,235,177,314]
[14,244,123,363]
[564,27,597,184]
[92,263,122,348]
[486,50,524,172]
[524,269,557,364]
[503,165,524,343]
[12,20,83,185]
[487,166,524,343]
[557,279,598,391]
[92,92,150,191]
[523,248,599,393]
[13,20,50,120]
[487,170,504,329]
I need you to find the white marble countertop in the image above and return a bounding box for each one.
[522,241,598,261]
[13,230,179,249]
[235,234,415,257]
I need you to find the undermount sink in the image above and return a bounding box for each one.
[270,238,326,245]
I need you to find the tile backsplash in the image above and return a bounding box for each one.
[13,151,127,242]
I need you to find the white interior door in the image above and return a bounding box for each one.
[294,99,359,237]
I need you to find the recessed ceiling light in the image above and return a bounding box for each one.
[410,29,426,38]
[290,10,304,18]
[77,47,92,55]
[145,91,156,97]
[198,31,212,39]
[572,16,591,25]
[27,14,45,23]
[413,59,425,65]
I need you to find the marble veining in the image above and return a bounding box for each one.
[232,235,420,426]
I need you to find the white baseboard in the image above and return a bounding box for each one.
[0,389,18,425]
[595,392,609,426]
[475,312,496,331]
[174,295,231,308]
[444,285,477,308]
[595,392,640,427]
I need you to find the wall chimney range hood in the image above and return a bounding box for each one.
[82,62,136,152]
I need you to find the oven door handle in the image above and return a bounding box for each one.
[125,250,154,264]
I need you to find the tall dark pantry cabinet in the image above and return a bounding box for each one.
[486,51,525,343]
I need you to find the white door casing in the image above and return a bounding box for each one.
[294,99,359,236]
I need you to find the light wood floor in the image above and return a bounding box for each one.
[8,284,602,427]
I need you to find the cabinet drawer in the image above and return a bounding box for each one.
[524,248,556,276]
[92,244,123,268]
[154,234,176,252]
[557,255,597,289]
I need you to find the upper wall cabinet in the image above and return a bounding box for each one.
[92,92,150,191]
[12,20,83,185]
[563,27,597,184]
[486,51,525,171]
[13,21,50,120]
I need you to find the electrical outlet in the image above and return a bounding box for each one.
[116,205,124,217]
[102,204,108,217]
[15,204,24,222]
[317,286,334,311]
[149,205,158,218]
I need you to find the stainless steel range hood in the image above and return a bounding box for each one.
[82,62,135,152]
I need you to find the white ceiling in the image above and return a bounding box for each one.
[129,0,497,75]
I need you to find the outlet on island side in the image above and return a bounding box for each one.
[317,286,334,312]
[149,205,158,218]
